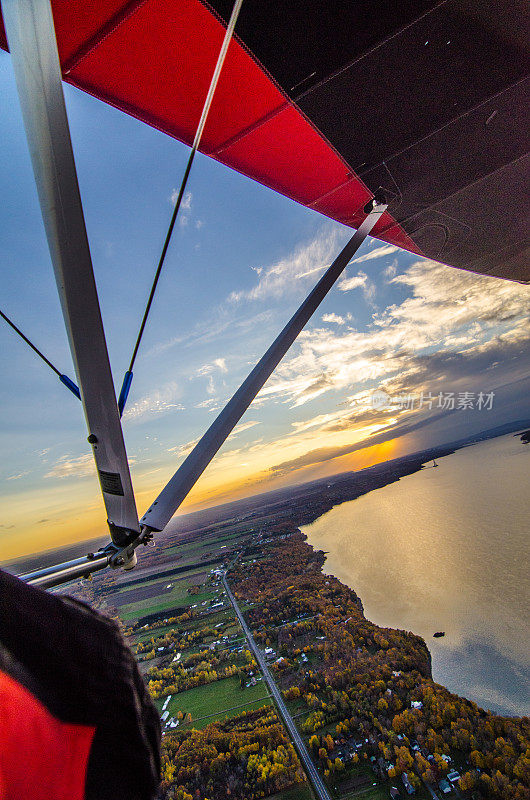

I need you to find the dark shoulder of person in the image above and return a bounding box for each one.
[0,569,161,800]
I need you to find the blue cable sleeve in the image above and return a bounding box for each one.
[59,373,81,400]
[118,370,133,416]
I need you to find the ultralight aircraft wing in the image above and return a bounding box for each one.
[1,0,528,282]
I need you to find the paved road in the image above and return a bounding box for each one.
[222,573,332,800]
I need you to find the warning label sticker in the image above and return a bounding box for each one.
[98,470,124,496]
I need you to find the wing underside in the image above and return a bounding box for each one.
[1,0,528,282]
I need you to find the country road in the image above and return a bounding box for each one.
[222,573,332,800]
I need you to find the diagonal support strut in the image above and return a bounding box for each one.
[141,199,388,533]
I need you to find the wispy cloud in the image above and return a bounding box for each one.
[350,244,399,264]
[337,271,367,292]
[197,358,227,376]
[123,382,185,421]
[195,397,220,409]
[7,471,30,481]
[45,454,94,480]
[337,269,376,304]
[231,420,261,436]
[228,226,347,303]
[167,420,260,460]
[196,358,228,398]
[322,313,345,325]
[384,261,398,279]
[169,189,193,227]
[168,438,199,459]
[145,310,274,358]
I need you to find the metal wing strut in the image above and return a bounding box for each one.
[3,0,140,546]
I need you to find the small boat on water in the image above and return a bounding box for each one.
[433,631,445,638]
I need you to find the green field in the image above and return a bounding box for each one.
[158,675,271,729]
[112,563,214,594]
[340,786,388,800]
[118,585,218,620]
[266,783,316,800]
[339,779,431,800]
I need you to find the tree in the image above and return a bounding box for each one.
[458,771,476,793]
[408,774,421,791]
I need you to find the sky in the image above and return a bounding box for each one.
[0,49,529,562]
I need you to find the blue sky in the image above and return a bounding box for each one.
[1,49,529,560]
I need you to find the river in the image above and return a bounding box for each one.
[302,433,530,717]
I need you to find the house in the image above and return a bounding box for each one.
[447,769,460,783]
[390,789,400,800]
[401,773,415,795]
[410,701,423,709]
[438,779,451,794]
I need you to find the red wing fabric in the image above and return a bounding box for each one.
[0,0,528,281]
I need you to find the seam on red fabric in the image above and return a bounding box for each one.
[197,0,412,236]
[62,0,150,73]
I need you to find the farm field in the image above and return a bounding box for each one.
[158,675,271,730]
[267,784,316,800]
[118,585,217,620]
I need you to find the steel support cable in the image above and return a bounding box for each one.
[0,307,80,398]
[118,0,245,415]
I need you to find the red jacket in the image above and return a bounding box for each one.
[0,569,160,799]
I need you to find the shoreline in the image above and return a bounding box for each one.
[300,435,530,718]
[7,418,528,576]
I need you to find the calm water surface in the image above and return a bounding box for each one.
[303,433,530,717]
